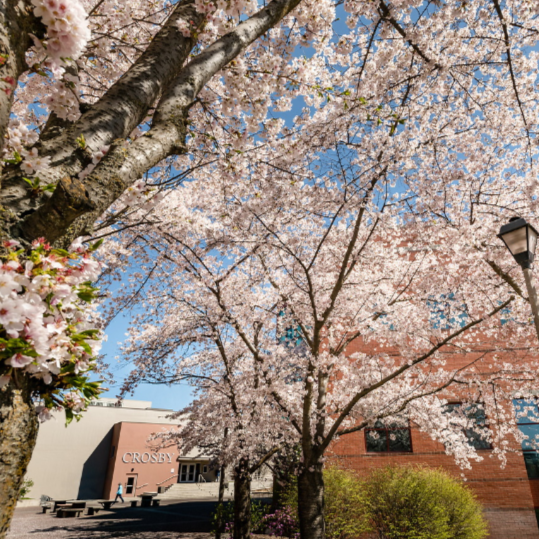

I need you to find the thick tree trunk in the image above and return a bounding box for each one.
[215,464,227,539]
[297,462,325,539]
[233,459,251,539]
[0,379,39,539]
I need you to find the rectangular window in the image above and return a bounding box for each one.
[444,403,491,450]
[365,420,412,453]
[203,465,208,474]
[513,399,539,480]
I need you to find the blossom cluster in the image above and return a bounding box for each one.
[45,75,82,122]
[119,179,166,209]
[0,238,103,422]
[3,121,39,162]
[31,0,91,65]
[20,147,51,176]
[259,506,300,538]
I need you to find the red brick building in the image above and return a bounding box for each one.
[329,339,539,539]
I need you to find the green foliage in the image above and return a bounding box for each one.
[210,499,270,537]
[210,499,233,536]
[281,465,487,539]
[18,478,34,500]
[22,176,55,196]
[281,468,369,539]
[324,467,370,539]
[363,466,488,539]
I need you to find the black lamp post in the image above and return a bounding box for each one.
[498,216,539,339]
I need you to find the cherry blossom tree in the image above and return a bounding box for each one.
[131,345,294,539]
[2,0,539,537]
[107,129,539,539]
[0,0,331,532]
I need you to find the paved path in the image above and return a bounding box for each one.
[7,499,219,539]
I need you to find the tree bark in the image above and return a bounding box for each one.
[0,379,39,539]
[1,0,305,246]
[215,464,227,539]
[297,462,325,539]
[0,1,40,159]
[233,459,251,539]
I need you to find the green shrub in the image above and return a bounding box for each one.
[281,465,487,539]
[363,466,488,539]
[18,478,34,500]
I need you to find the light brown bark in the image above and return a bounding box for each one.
[0,379,39,539]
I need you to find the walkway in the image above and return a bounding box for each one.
[7,499,218,539]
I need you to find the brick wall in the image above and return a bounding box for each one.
[329,428,539,538]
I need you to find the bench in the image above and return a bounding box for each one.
[87,507,100,516]
[152,499,161,507]
[52,500,67,513]
[140,492,157,508]
[57,508,83,518]
[40,495,52,514]
[130,500,138,508]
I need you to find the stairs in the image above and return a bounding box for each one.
[157,480,272,501]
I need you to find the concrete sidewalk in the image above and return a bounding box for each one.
[7,499,278,539]
[7,499,218,539]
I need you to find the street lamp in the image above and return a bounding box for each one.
[498,216,539,339]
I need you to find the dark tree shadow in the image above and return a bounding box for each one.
[77,428,114,499]
[28,500,219,538]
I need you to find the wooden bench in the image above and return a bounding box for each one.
[57,508,83,518]
[87,507,100,516]
[130,500,138,508]
[152,499,161,507]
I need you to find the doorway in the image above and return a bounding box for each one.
[179,464,196,482]
[125,475,137,496]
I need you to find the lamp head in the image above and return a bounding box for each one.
[498,217,539,269]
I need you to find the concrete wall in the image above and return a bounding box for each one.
[25,401,179,501]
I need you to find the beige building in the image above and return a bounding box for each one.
[24,398,272,502]
[25,398,189,500]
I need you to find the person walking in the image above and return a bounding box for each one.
[115,483,124,503]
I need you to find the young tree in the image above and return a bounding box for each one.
[124,339,295,539]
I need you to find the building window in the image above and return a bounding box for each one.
[514,399,539,479]
[444,403,491,450]
[365,420,412,453]
[202,465,208,474]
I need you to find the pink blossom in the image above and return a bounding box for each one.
[7,354,35,368]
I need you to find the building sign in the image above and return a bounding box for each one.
[122,452,175,464]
